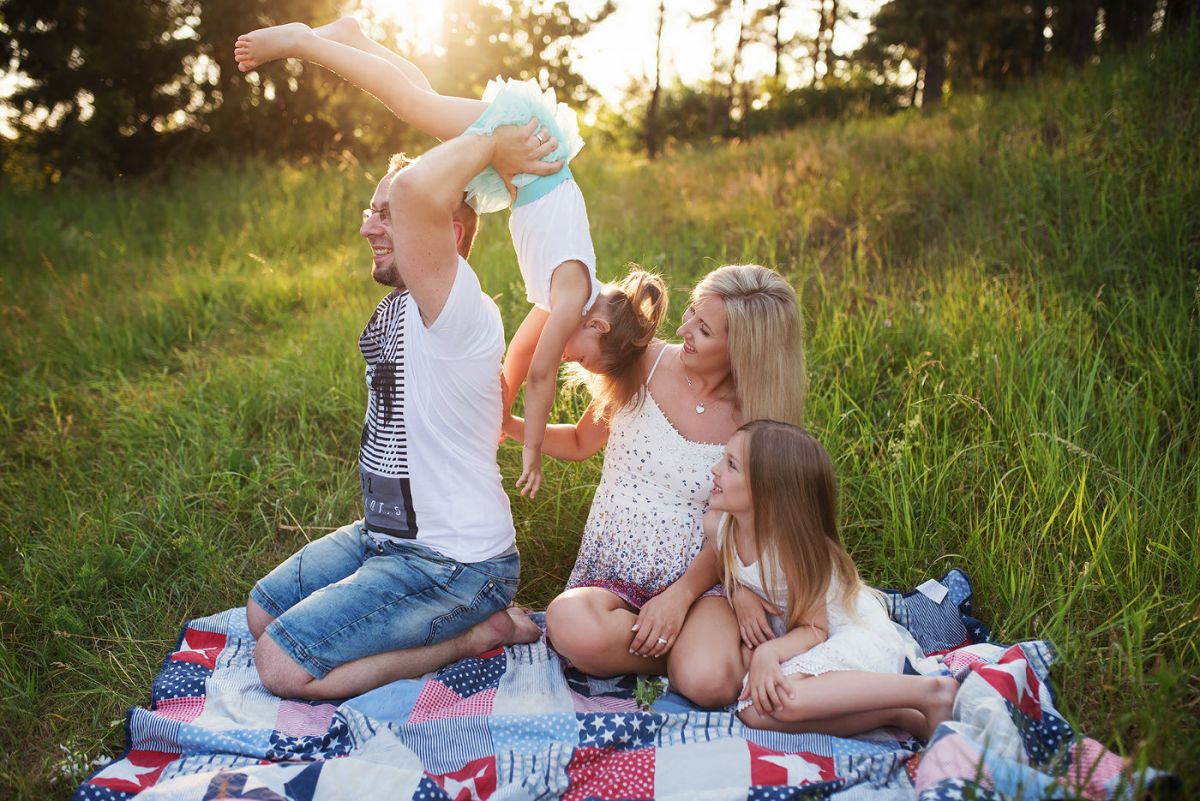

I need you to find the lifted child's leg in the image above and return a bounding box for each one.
[235,21,486,140]
[313,17,433,92]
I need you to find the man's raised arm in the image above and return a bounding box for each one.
[388,121,561,325]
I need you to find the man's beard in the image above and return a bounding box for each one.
[372,263,404,289]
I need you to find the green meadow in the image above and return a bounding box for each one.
[1,31,1196,799]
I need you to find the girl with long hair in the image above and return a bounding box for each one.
[710,420,957,737]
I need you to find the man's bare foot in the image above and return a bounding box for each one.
[465,607,542,655]
[920,676,959,739]
[313,17,368,47]
[234,22,314,72]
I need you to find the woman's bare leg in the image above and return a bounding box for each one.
[545,587,666,676]
[234,22,485,140]
[667,596,745,708]
[738,672,958,738]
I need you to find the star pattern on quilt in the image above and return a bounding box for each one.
[430,756,497,801]
[73,575,1167,801]
[88,749,177,793]
[578,712,662,749]
[265,715,352,761]
[172,629,227,670]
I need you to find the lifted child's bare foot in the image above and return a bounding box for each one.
[466,607,542,655]
[234,22,314,72]
[920,676,959,740]
[313,17,368,46]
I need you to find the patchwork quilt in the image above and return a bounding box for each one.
[73,570,1168,801]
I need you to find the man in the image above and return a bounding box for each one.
[247,122,559,699]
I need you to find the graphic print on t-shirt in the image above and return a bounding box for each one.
[358,290,418,538]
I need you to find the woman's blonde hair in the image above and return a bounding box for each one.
[719,420,864,630]
[692,265,807,425]
[577,268,669,421]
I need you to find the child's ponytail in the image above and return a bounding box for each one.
[584,268,668,421]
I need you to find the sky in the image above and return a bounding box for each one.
[0,0,883,139]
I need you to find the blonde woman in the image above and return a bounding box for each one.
[503,264,807,706]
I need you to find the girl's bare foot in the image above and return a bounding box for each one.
[234,22,314,72]
[920,676,959,739]
[313,17,368,46]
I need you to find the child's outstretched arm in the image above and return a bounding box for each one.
[513,262,592,498]
[503,400,609,462]
[502,308,551,411]
[234,22,484,141]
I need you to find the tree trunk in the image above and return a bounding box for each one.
[910,55,923,108]
[773,0,785,78]
[813,0,828,86]
[646,0,665,159]
[1055,0,1100,66]
[1165,0,1200,30]
[922,38,946,108]
[821,0,839,83]
[729,0,747,115]
[1100,0,1155,48]
[1030,0,1047,74]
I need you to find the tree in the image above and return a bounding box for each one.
[645,0,666,159]
[0,0,612,179]
[0,0,201,176]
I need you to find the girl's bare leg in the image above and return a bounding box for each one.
[739,704,927,738]
[234,22,486,140]
[313,17,433,91]
[545,587,667,676]
[738,671,958,738]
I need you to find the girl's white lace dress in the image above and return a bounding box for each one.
[727,526,921,710]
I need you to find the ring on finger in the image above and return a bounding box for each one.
[534,131,546,143]
[656,636,668,645]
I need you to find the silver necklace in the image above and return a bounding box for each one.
[679,352,708,414]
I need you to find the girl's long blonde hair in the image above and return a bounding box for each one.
[719,420,864,630]
[693,265,807,425]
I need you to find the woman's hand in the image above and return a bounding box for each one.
[740,640,793,715]
[490,120,562,201]
[730,587,781,650]
[629,584,692,659]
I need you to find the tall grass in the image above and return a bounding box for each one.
[2,31,1197,799]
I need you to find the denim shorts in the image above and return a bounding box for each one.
[250,521,520,679]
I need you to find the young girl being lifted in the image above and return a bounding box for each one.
[235,18,665,497]
[708,419,959,737]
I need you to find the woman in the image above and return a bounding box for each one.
[503,263,807,707]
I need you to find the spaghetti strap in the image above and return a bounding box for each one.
[645,343,671,385]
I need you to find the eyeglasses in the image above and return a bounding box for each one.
[361,206,391,223]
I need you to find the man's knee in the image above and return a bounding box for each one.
[246,596,273,640]
[254,634,314,699]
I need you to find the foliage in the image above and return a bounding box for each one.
[0,0,609,180]
[1,28,1197,798]
[634,676,668,710]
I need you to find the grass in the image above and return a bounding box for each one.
[2,30,1197,799]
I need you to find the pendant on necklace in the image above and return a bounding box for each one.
[695,402,706,414]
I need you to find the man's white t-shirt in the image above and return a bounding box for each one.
[357,257,515,563]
